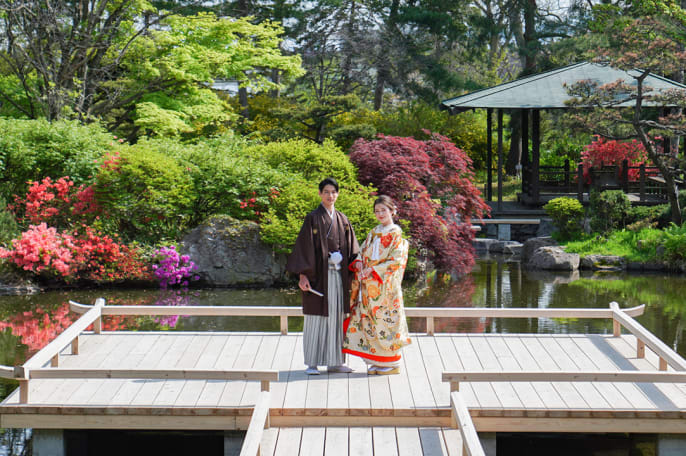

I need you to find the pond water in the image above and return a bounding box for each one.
[1,255,686,453]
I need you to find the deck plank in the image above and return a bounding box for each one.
[553,336,615,410]
[487,336,544,409]
[607,335,686,410]
[283,336,308,410]
[533,336,590,409]
[433,335,477,408]
[260,428,279,456]
[574,336,654,409]
[451,335,500,408]
[349,427,373,456]
[241,334,281,407]
[395,427,423,456]
[299,427,326,456]
[372,427,398,456]
[403,334,438,409]
[273,427,302,455]
[219,334,264,407]
[506,336,565,409]
[470,336,522,408]
[419,427,449,455]
[270,335,298,410]
[416,336,450,407]
[323,427,348,456]
[441,428,464,456]
[196,334,247,407]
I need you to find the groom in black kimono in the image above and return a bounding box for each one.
[286,177,360,375]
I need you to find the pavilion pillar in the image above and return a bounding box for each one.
[532,109,540,205]
[521,109,529,197]
[487,108,493,201]
[497,109,504,212]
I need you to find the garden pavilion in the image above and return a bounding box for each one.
[440,61,686,214]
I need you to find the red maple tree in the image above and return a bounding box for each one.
[350,132,489,274]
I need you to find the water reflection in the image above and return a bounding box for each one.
[1,257,686,367]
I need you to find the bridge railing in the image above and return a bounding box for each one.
[69,300,646,336]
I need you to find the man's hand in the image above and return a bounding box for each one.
[299,274,311,292]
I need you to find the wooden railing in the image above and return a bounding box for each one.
[451,391,485,456]
[69,301,646,337]
[240,390,271,456]
[609,301,686,371]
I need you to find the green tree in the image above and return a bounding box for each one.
[0,3,304,139]
[566,2,686,224]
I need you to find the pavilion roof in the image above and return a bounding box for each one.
[440,61,686,113]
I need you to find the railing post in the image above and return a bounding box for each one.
[637,339,646,358]
[451,381,460,392]
[51,354,59,367]
[280,316,288,335]
[640,164,646,201]
[564,159,570,191]
[660,358,668,371]
[427,317,434,336]
[621,159,629,192]
[610,302,621,337]
[93,298,105,334]
[15,367,28,404]
[19,380,29,404]
[261,380,270,392]
[72,336,79,355]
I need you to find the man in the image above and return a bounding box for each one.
[287,177,360,375]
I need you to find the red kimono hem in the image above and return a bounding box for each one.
[342,348,401,362]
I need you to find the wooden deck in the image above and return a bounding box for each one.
[3,331,686,433]
[260,426,465,456]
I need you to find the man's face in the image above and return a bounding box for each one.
[319,184,339,208]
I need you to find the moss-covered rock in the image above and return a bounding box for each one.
[180,215,288,287]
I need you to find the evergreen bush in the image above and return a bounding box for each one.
[589,190,631,233]
[0,118,117,201]
[543,197,584,240]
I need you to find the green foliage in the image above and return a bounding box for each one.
[254,140,377,251]
[543,197,584,240]
[156,134,290,225]
[356,101,493,170]
[661,223,686,262]
[0,118,116,201]
[94,146,195,243]
[589,190,630,233]
[0,197,19,247]
[626,204,669,229]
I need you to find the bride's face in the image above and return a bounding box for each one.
[374,204,393,225]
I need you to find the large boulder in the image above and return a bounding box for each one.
[521,237,558,263]
[180,215,288,287]
[527,246,580,271]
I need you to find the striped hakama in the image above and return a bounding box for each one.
[303,260,346,367]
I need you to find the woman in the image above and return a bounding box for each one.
[343,195,411,375]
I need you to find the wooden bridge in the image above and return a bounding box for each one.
[1,300,686,455]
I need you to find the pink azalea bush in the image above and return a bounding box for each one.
[0,223,76,277]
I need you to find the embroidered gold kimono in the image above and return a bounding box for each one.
[343,224,411,364]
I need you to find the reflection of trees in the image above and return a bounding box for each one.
[1,428,30,456]
[568,275,686,357]
[406,271,480,333]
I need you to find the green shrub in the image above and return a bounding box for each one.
[94,145,195,243]
[589,190,630,233]
[251,140,377,252]
[148,135,289,226]
[0,197,19,247]
[543,197,584,240]
[0,118,116,201]
[626,204,668,228]
[662,223,686,262]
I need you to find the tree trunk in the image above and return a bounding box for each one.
[341,0,357,95]
[239,87,249,119]
[374,0,399,111]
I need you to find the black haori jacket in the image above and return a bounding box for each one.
[286,205,360,316]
